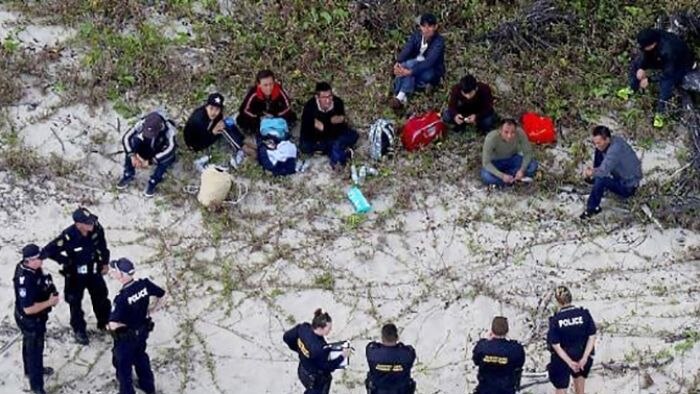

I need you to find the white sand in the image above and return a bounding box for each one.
[1,6,699,394]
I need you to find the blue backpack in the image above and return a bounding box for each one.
[260,117,289,141]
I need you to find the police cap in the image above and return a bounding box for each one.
[72,207,97,225]
[110,258,135,275]
[22,243,43,260]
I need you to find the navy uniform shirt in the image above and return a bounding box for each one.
[283,322,345,374]
[42,222,110,277]
[110,279,165,329]
[366,341,416,390]
[547,306,596,360]
[472,337,525,393]
[13,262,56,320]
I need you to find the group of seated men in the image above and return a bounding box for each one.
[113,13,693,220]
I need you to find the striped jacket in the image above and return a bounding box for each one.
[122,110,177,164]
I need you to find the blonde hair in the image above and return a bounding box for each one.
[555,286,572,305]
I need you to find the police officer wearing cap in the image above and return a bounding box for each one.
[13,244,60,394]
[283,308,351,394]
[108,258,166,394]
[472,316,525,394]
[547,286,597,394]
[42,207,111,345]
[365,323,416,394]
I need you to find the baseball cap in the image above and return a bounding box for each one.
[419,13,437,26]
[72,207,97,225]
[22,244,43,260]
[207,92,224,108]
[110,258,136,275]
[141,112,164,139]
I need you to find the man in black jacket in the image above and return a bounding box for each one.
[365,323,416,394]
[625,28,696,127]
[472,316,525,394]
[117,111,177,197]
[300,82,358,170]
[183,93,245,170]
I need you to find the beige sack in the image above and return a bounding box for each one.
[197,165,233,207]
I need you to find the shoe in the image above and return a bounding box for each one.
[653,113,665,128]
[74,331,89,345]
[295,159,308,173]
[42,367,54,376]
[144,181,157,198]
[230,150,245,169]
[116,175,134,190]
[579,206,602,219]
[389,97,404,111]
[194,155,210,172]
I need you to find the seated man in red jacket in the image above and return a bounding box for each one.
[442,74,497,134]
[300,82,358,171]
[237,69,297,134]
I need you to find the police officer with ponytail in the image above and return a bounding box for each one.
[365,323,416,394]
[547,286,597,394]
[108,258,166,394]
[283,308,351,394]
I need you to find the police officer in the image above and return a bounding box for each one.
[472,316,525,394]
[13,244,60,394]
[108,258,166,394]
[365,323,416,394]
[42,207,111,345]
[283,308,351,394]
[547,286,597,394]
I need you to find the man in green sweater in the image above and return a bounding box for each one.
[481,119,538,186]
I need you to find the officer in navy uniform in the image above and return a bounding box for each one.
[472,316,525,394]
[547,286,597,394]
[13,244,60,394]
[108,258,166,394]
[365,323,416,394]
[283,308,351,394]
[42,207,111,345]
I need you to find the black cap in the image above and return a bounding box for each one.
[206,92,224,108]
[22,244,42,260]
[141,112,165,139]
[637,28,660,48]
[72,208,97,225]
[110,258,135,275]
[419,13,437,26]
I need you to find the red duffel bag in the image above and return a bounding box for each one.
[521,112,556,144]
[401,111,445,151]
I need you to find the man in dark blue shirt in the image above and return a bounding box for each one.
[108,258,166,394]
[547,286,597,394]
[365,323,416,394]
[624,28,696,127]
[42,208,111,345]
[283,309,351,394]
[390,13,445,111]
[13,244,60,394]
[472,316,525,394]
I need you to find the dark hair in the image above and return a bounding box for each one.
[555,286,573,305]
[381,323,399,343]
[459,75,477,93]
[491,316,509,336]
[256,69,275,83]
[315,81,332,94]
[501,118,517,127]
[419,13,437,26]
[311,308,332,329]
[592,125,611,138]
[637,28,660,48]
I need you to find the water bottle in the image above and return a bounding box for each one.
[351,164,359,185]
[224,116,235,129]
[358,165,367,184]
[366,166,379,176]
[347,186,371,213]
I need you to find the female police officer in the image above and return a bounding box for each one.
[283,309,351,394]
[547,286,597,394]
